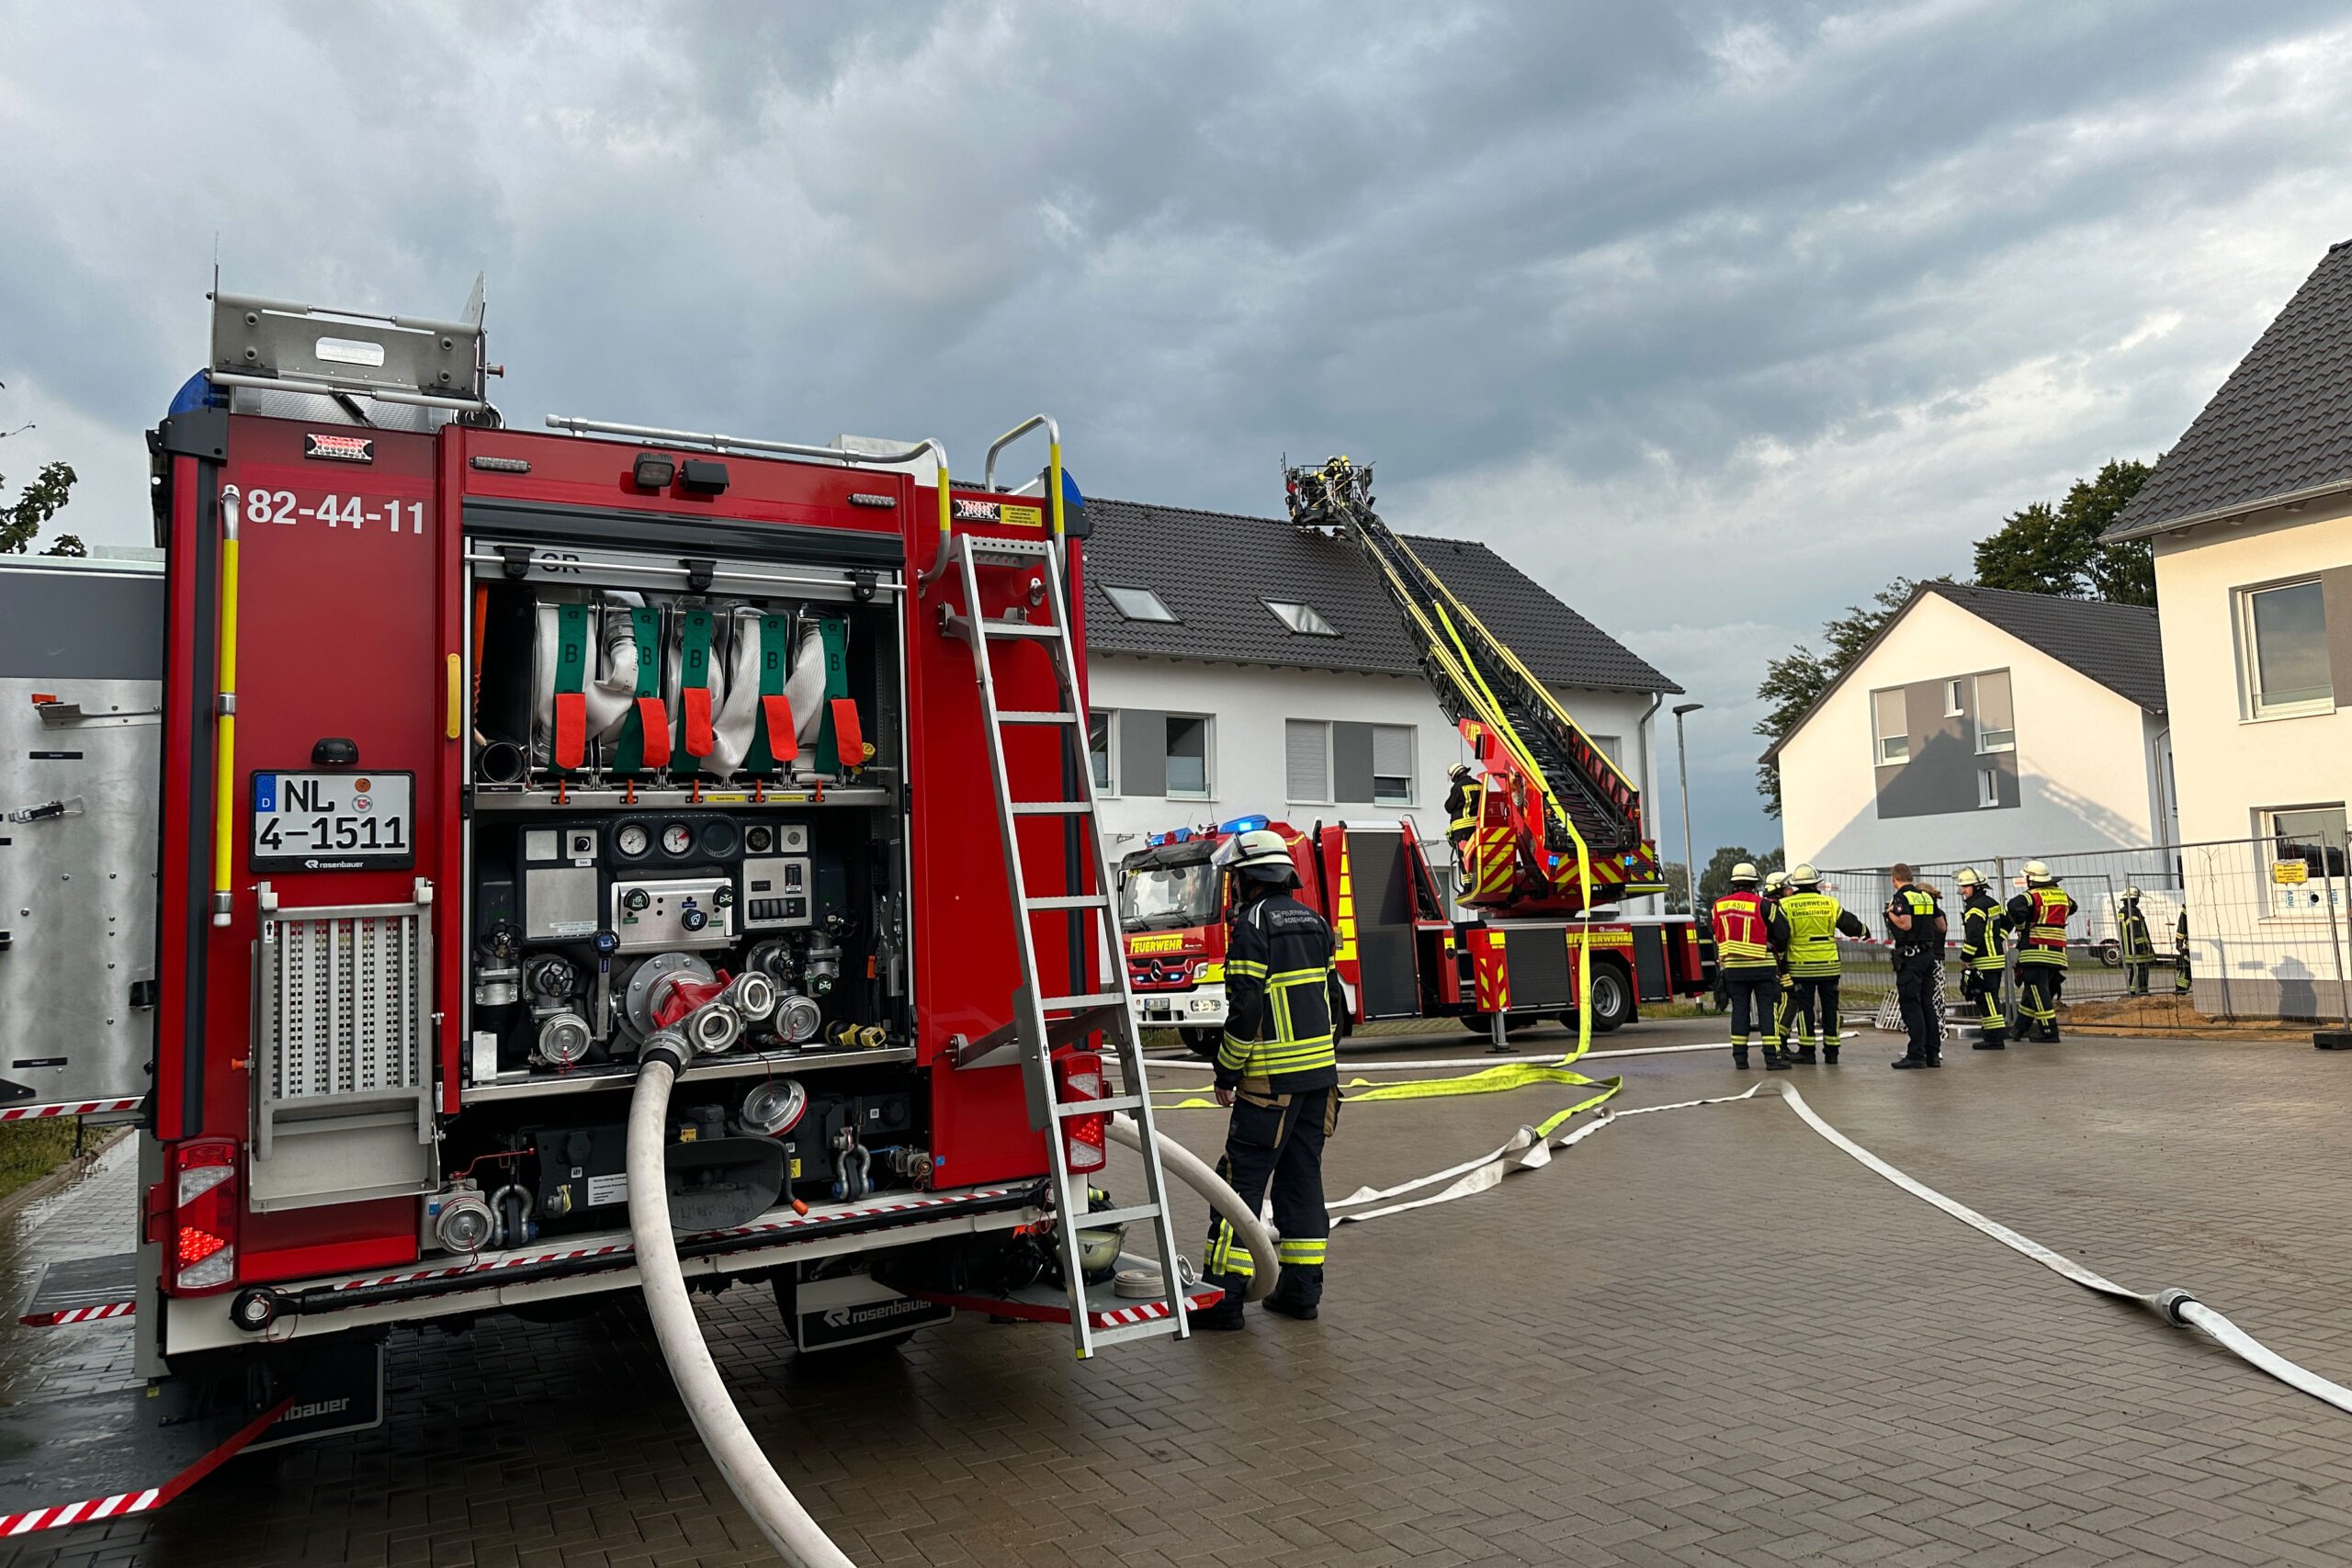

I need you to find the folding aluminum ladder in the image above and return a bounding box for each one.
[941,530,1193,1356]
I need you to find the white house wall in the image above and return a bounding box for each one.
[1083,652,1663,866]
[2153,504,2352,1021]
[1779,593,2157,871]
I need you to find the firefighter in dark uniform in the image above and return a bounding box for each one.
[1444,764,1481,893]
[1710,862,1792,1070]
[2007,860,2074,1042]
[2175,908,2193,998]
[1780,863,1867,1064]
[1762,870,1800,1056]
[1194,829,1340,1329]
[1955,867,2009,1049]
[1886,863,1947,1068]
[2117,887,2154,996]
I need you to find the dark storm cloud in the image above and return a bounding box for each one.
[5,0,2349,856]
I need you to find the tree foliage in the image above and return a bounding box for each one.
[1751,580,1940,817]
[0,461,81,557]
[1972,458,2153,605]
[1697,844,1782,909]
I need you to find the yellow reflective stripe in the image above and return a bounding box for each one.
[1277,1239,1326,1264]
[1718,939,1770,963]
[1226,959,1269,979]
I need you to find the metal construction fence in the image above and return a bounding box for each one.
[1810,832,2352,1032]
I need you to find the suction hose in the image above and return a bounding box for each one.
[627,1039,855,1568]
[1109,1112,1278,1302]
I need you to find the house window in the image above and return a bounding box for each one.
[1587,733,1623,766]
[1974,669,2015,752]
[1372,724,1415,806]
[2243,580,2333,716]
[1946,680,1965,717]
[1871,688,1908,764]
[1089,711,1114,793]
[1978,768,2000,808]
[1165,716,1211,798]
[1285,720,1330,804]
[2264,805,2347,915]
[1103,585,1179,623]
[1265,600,1339,636]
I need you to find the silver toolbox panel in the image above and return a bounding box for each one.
[0,557,166,1114]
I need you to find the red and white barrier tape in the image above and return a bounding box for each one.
[21,1300,135,1327]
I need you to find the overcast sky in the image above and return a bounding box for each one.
[6,1,2351,864]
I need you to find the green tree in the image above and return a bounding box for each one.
[1697,844,1782,909]
[1661,861,1690,915]
[1972,458,2153,604]
[1752,579,1940,817]
[0,460,81,557]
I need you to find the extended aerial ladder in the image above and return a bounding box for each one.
[1283,456,1665,917]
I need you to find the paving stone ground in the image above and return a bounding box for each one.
[6,1024,2352,1567]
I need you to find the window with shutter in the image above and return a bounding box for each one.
[1286,720,1329,803]
[1371,724,1413,805]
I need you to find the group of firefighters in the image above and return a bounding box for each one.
[1708,861,2189,1069]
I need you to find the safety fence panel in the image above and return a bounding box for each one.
[1813,832,2352,1030]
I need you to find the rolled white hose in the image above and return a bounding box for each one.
[1108,1112,1278,1302]
[628,1051,856,1568]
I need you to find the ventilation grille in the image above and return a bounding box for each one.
[265,908,425,1101]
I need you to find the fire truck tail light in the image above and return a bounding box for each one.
[1055,1052,1108,1174]
[169,1141,240,1293]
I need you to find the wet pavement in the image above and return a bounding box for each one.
[7,1021,2352,1565]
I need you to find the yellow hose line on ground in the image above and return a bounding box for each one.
[1157,1069,1622,1138]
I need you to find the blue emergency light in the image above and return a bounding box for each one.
[1217,815,1269,835]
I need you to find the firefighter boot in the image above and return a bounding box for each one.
[1193,1275,1248,1331]
[1822,1039,1840,1065]
[1764,1046,1792,1071]
[1792,1044,1818,1065]
[1264,1266,1322,1321]
[1731,1040,1750,1071]
[1973,1025,2006,1050]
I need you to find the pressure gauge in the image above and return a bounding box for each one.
[615,823,650,859]
[661,822,694,857]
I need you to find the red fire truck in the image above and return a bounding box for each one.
[0,282,1207,1526]
[1121,457,1712,1053]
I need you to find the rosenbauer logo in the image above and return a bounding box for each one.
[303,433,375,464]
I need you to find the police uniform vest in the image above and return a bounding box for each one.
[1216,891,1340,1091]
[1960,891,2007,971]
[1887,887,1939,955]
[1711,888,1778,972]
[1779,890,1848,977]
[2013,886,2072,965]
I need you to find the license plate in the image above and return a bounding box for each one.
[251,771,415,871]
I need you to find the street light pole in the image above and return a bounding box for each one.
[1673,703,1702,916]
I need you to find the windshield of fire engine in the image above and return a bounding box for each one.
[1118,852,1221,932]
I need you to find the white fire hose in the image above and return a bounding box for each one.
[628,1041,855,1568]
[1110,1112,1279,1301]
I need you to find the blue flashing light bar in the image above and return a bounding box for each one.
[1217,815,1270,835]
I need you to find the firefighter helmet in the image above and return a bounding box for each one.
[1790,863,1820,887]
[1762,870,1790,894]
[2121,886,2143,900]
[1729,861,1760,886]
[1448,762,1474,782]
[1216,828,1298,886]
[2023,860,2054,885]
[1956,867,1985,889]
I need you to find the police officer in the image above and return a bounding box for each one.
[1780,863,1867,1064]
[1886,863,1947,1068]
[2117,887,2154,997]
[2175,908,2193,998]
[1711,862,1792,1070]
[1194,829,1340,1330]
[1955,867,2009,1049]
[2007,860,2073,1042]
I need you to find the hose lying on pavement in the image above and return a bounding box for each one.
[628,1040,856,1568]
[1109,1112,1277,1301]
[1329,1074,2352,1416]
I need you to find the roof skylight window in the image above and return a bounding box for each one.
[1103,585,1179,623]
[1266,600,1339,637]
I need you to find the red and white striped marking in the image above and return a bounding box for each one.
[0,1486,163,1535]
[0,1100,141,1122]
[20,1300,135,1327]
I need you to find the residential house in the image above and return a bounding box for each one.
[1764,582,2169,871]
[2105,236,2352,1019]
[1075,498,1682,898]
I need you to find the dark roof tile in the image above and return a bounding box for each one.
[1079,497,1680,694]
[2109,239,2352,536]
